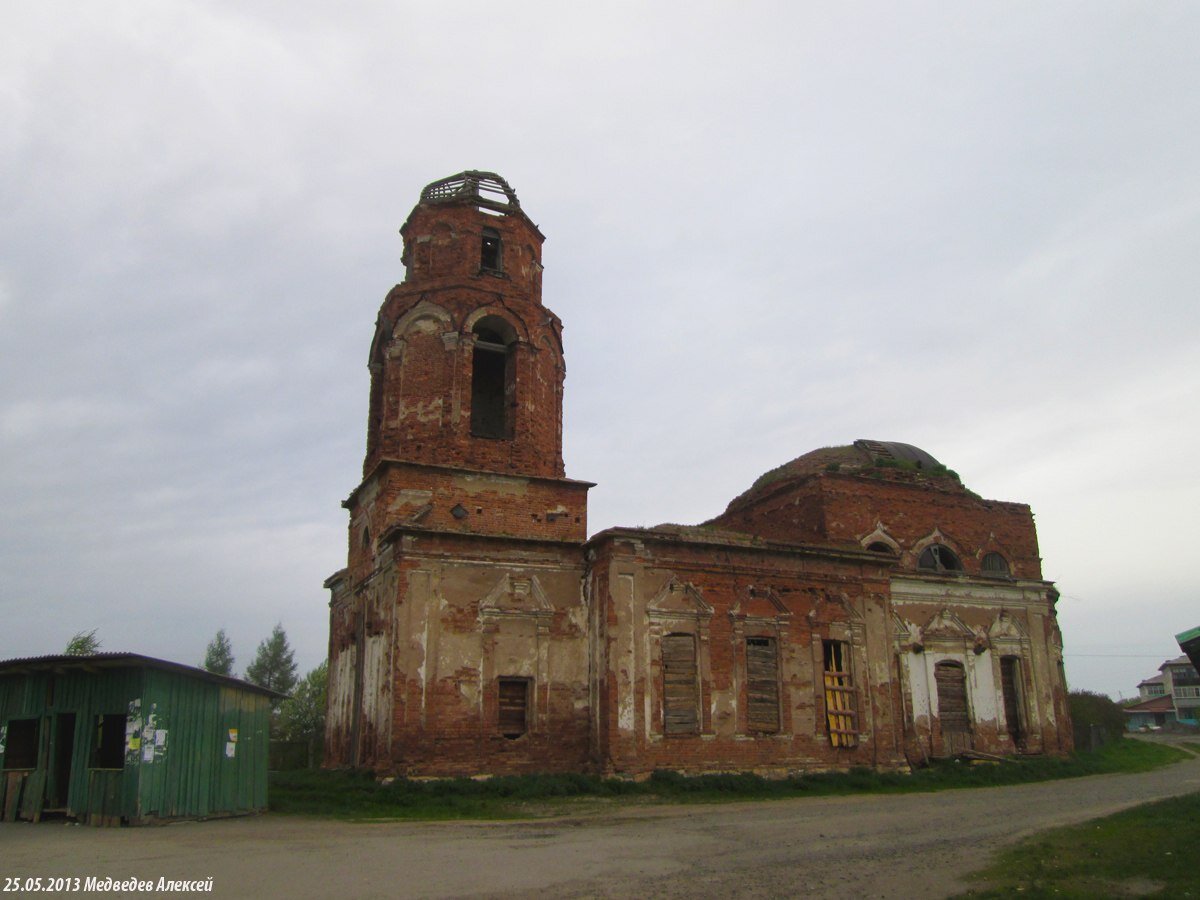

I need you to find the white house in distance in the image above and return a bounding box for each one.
[1124,655,1200,730]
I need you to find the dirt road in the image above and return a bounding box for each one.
[5,752,1199,899]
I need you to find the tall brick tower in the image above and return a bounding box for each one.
[325,172,593,774]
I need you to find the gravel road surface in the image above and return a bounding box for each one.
[5,749,1199,899]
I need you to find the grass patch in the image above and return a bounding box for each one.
[957,790,1200,898]
[268,739,1188,820]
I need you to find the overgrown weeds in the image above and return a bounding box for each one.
[268,738,1188,820]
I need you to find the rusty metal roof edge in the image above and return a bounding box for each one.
[0,652,288,699]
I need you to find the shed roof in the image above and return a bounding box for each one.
[0,653,286,698]
[1122,695,1176,714]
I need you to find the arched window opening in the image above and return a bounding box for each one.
[982,552,1010,576]
[480,227,502,273]
[866,541,894,555]
[918,544,962,573]
[361,527,371,552]
[471,318,516,439]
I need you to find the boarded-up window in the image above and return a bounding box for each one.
[746,637,780,733]
[1000,656,1023,744]
[662,633,699,734]
[2,718,39,769]
[498,679,528,739]
[822,640,858,747]
[982,552,1010,576]
[92,714,125,769]
[935,660,972,755]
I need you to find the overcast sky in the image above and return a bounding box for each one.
[2,3,1197,699]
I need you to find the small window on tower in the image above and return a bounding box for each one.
[481,228,502,273]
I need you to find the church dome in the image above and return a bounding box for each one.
[722,439,956,514]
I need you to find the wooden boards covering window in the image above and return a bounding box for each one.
[662,634,699,734]
[822,640,858,747]
[935,661,972,755]
[498,679,528,738]
[746,637,780,733]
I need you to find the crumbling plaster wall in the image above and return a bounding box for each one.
[372,532,590,776]
[587,532,907,776]
[891,576,1070,759]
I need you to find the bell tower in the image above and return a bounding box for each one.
[326,172,593,774]
[362,171,564,481]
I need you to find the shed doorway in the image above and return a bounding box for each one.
[46,713,76,810]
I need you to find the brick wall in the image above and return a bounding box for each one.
[714,471,1042,580]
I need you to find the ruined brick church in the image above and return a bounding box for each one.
[324,172,1072,776]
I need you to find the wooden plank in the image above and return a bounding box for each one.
[3,772,25,822]
[20,769,45,822]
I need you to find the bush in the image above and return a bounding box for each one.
[1069,689,1127,747]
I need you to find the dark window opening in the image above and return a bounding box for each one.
[662,633,699,734]
[918,545,962,572]
[480,227,502,273]
[471,321,515,439]
[822,641,858,747]
[2,718,39,769]
[982,552,1010,576]
[746,637,780,733]
[361,527,371,550]
[866,541,894,554]
[1000,656,1023,745]
[92,714,125,769]
[498,679,529,738]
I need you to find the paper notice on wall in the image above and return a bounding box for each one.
[129,736,141,752]
[225,741,236,759]
[142,744,154,762]
[228,728,238,742]
[155,729,167,747]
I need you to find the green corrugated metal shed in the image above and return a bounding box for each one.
[1179,625,1200,672]
[0,653,280,826]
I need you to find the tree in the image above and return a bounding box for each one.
[64,629,100,655]
[278,660,328,767]
[202,628,235,677]
[245,623,298,697]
